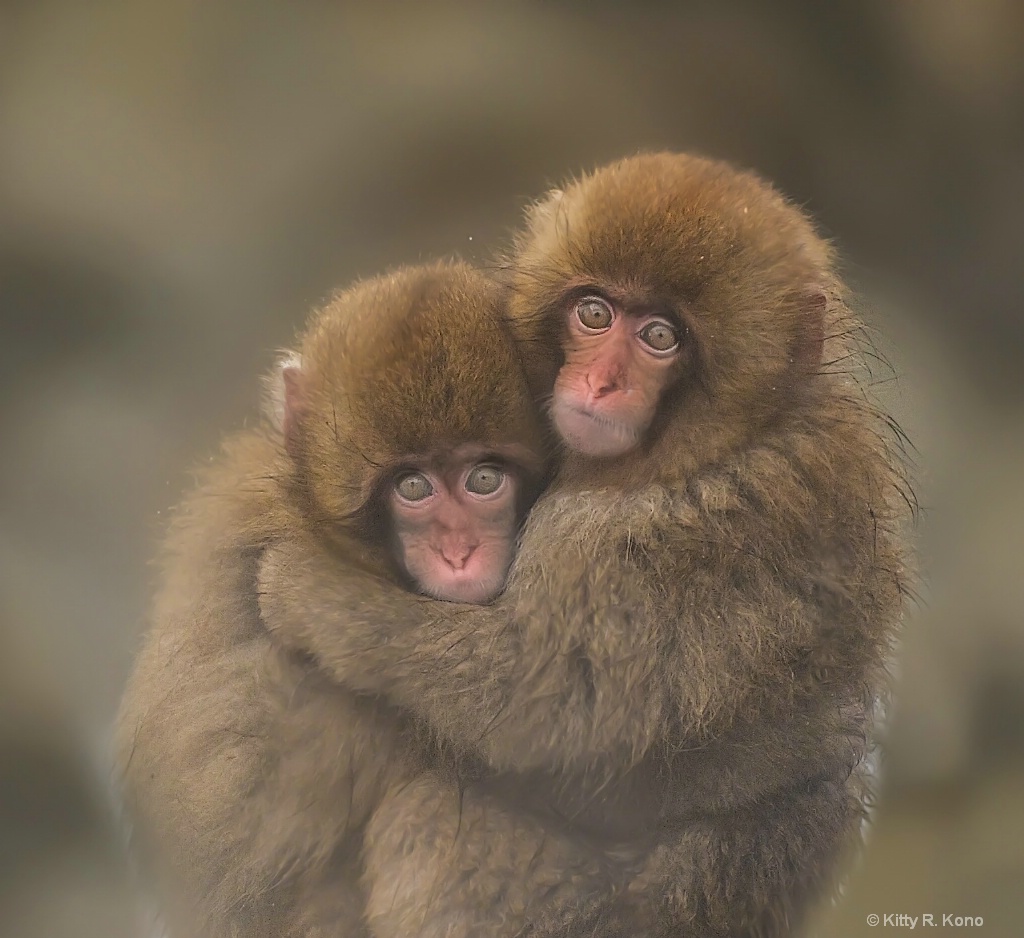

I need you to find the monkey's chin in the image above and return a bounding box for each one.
[552,401,641,459]
[423,573,505,605]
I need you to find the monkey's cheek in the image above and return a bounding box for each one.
[551,399,642,458]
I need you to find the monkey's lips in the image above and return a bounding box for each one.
[411,550,511,605]
[552,400,642,458]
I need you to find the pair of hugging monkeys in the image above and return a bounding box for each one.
[117,152,912,937]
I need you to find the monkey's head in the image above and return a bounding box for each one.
[509,152,836,472]
[273,261,547,603]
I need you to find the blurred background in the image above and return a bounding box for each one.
[1,2,1021,935]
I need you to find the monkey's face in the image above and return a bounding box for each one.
[387,444,523,604]
[511,152,832,465]
[550,294,687,458]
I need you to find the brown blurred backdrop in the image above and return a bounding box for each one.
[1,2,1022,935]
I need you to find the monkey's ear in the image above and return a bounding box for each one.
[265,352,306,455]
[789,289,826,369]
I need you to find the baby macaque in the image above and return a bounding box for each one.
[115,261,566,937]
[260,153,914,936]
[274,274,544,604]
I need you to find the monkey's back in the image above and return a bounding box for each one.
[115,431,414,937]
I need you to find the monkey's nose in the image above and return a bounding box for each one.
[586,368,622,398]
[439,543,477,571]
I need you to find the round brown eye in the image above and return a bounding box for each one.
[465,465,504,495]
[575,296,613,331]
[638,320,680,353]
[396,472,433,501]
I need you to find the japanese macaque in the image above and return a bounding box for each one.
[259,152,914,936]
[114,261,564,937]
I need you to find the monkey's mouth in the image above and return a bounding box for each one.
[427,565,506,604]
[551,400,641,458]
[415,548,512,605]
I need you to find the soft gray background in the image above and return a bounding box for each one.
[1,2,1022,935]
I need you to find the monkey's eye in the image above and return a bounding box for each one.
[395,472,434,502]
[575,296,614,331]
[465,465,505,496]
[638,320,680,354]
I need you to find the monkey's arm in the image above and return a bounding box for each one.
[260,436,901,773]
[258,484,673,772]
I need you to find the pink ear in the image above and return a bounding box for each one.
[281,364,305,457]
[790,289,826,369]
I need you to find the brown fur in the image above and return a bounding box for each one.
[115,261,561,936]
[259,153,914,936]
